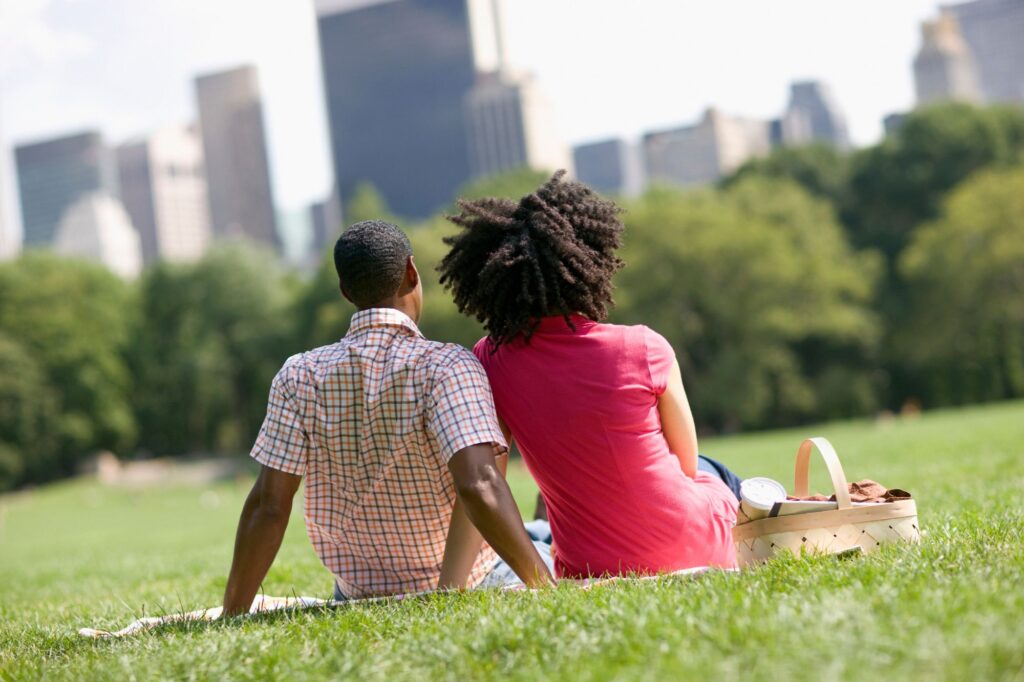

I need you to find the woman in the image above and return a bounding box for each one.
[438,171,742,579]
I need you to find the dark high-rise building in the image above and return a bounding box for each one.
[14,131,118,247]
[573,139,643,197]
[780,81,851,149]
[945,0,1024,104]
[316,0,483,219]
[309,200,330,256]
[464,70,571,180]
[194,65,278,248]
[882,112,909,136]
[0,116,11,258]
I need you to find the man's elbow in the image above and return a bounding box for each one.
[454,468,501,507]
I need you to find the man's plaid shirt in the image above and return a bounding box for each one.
[251,308,504,598]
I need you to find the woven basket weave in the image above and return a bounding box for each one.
[733,437,920,566]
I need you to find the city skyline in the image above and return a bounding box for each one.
[1,0,950,242]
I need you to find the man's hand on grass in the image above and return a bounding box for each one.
[222,465,301,616]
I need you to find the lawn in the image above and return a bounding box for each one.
[1,401,1022,680]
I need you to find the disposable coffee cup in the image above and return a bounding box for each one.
[739,477,787,521]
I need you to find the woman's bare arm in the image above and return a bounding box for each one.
[657,359,699,478]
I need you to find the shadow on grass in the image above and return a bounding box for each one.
[81,589,466,642]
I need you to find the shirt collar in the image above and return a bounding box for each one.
[346,308,424,339]
[533,313,597,335]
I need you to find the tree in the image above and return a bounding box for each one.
[409,216,486,348]
[291,251,355,350]
[844,103,1024,261]
[130,245,298,455]
[0,334,59,489]
[615,179,880,430]
[723,143,850,206]
[345,183,397,226]
[455,168,551,204]
[0,253,135,479]
[899,168,1024,406]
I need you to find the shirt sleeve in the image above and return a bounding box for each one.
[250,358,310,476]
[427,348,508,463]
[642,326,676,396]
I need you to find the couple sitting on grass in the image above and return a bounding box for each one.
[222,172,743,615]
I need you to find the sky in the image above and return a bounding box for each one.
[0,0,944,245]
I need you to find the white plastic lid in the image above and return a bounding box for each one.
[740,477,788,510]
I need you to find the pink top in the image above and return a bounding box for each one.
[474,314,738,578]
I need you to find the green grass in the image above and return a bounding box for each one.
[1,402,1023,680]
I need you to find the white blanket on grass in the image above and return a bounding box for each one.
[79,567,719,639]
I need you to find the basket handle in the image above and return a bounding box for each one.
[793,437,852,510]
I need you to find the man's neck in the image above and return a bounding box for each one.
[359,301,417,324]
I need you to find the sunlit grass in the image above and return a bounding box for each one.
[1,402,1022,680]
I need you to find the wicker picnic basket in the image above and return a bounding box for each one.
[733,437,920,566]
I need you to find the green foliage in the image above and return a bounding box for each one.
[344,183,397,226]
[724,142,850,205]
[2,106,1023,484]
[843,103,1024,260]
[456,167,552,203]
[291,251,354,350]
[899,168,1024,406]
[0,334,59,489]
[615,179,880,429]
[0,253,135,480]
[130,245,298,454]
[409,216,486,347]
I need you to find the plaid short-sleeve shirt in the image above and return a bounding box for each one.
[251,308,505,598]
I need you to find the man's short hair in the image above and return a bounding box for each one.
[334,220,413,307]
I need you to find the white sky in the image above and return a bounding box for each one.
[1,0,943,243]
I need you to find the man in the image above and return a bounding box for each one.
[222,220,554,615]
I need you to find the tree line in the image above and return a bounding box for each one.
[1,102,1022,490]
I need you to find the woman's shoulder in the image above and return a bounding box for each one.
[594,321,671,349]
[471,336,493,361]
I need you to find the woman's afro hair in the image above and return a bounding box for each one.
[438,170,625,347]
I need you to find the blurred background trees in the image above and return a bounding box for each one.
[616,178,880,430]
[1,102,1022,490]
[128,244,298,456]
[899,167,1024,406]
[0,254,135,486]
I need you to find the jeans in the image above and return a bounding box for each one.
[475,519,555,589]
[697,454,743,500]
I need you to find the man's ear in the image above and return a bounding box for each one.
[405,256,419,290]
[339,280,354,304]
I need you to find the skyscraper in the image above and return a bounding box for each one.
[779,81,851,149]
[194,65,278,248]
[913,12,982,105]
[643,109,772,187]
[464,70,572,179]
[309,190,342,254]
[0,119,11,260]
[117,126,211,265]
[53,193,142,279]
[316,0,493,219]
[573,139,644,197]
[14,131,118,247]
[945,0,1024,104]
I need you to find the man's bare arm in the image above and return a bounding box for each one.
[438,451,508,589]
[222,465,302,616]
[447,444,555,589]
